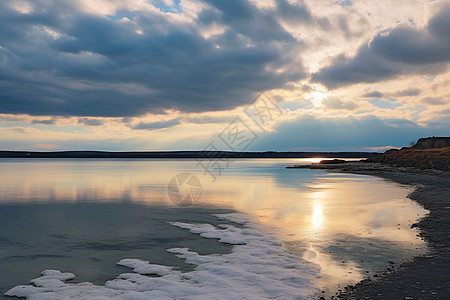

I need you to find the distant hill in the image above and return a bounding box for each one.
[0,150,379,159]
[368,136,450,171]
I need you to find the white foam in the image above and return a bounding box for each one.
[5,213,319,299]
[117,259,174,276]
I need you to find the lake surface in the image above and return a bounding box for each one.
[0,158,428,298]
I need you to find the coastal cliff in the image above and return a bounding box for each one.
[368,137,450,171]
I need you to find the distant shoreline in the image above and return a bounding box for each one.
[287,161,450,299]
[0,151,378,159]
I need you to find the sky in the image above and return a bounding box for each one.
[0,0,449,152]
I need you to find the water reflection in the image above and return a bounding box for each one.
[312,202,324,228]
[0,158,428,294]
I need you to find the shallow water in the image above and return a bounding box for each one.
[0,158,427,298]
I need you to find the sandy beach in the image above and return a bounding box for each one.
[290,161,450,299]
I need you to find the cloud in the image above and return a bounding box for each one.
[132,118,180,130]
[336,14,369,40]
[362,90,383,98]
[31,119,56,125]
[422,97,447,105]
[362,88,421,100]
[275,0,314,26]
[312,3,450,88]
[393,89,421,97]
[183,115,232,124]
[0,0,312,117]
[78,118,105,126]
[322,97,358,110]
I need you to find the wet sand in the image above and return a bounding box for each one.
[288,162,450,300]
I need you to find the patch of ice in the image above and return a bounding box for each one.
[117,259,174,276]
[5,213,319,300]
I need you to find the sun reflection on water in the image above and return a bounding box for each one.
[312,202,324,228]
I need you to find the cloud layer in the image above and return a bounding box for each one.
[0,0,449,151]
[0,0,313,117]
[312,2,450,88]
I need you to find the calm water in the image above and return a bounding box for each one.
[0,158,427,297]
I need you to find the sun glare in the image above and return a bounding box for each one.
[312,202,324,228]
[302,158,323,163]
[312,91,326,107]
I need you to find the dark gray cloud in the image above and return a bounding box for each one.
[312,3,450,88]
[363,89,421,99]
[0,0,312,117]
[275,0,314,25]
[362,91,383,98]
[393,89,421,97]
[183,115,232,124]
[311,47,396,89]
[31,119,56,125]
[132,118,180,130]
[78,118,105,126]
